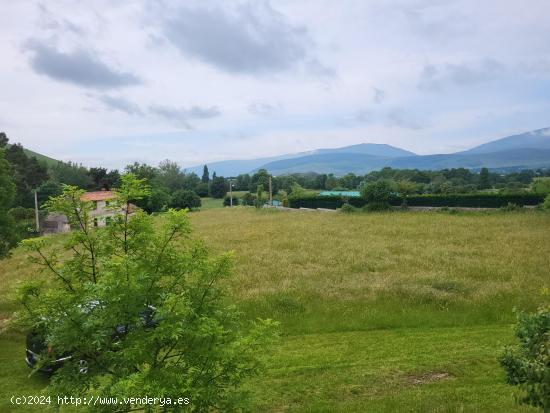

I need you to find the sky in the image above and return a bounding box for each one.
[1,0,550,170]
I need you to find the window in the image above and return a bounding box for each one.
[93,201,98,210]
[93,218,98,227]
[105,216,112,226]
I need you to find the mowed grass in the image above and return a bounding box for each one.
[0,208,548,412]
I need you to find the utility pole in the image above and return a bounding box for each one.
[229,178,233,207]
[34,189,40,232]
[269,176,273,206]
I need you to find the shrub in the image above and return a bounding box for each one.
[543,194,550,211]
[223,195,239,206]
[210,176,228,198]
[340,203,355,213]
[8,206,35,221]
[531,177,550,195]
[195,182,209,197]
[360,180,395,204]
[253,198,263,209]
[170,189,201,210]
[241,192,256,206]
[500,306,550,410]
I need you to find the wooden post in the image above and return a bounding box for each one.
[34,189,40,232]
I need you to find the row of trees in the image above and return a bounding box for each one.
[230,167,550,197]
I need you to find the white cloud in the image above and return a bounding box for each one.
[0,0,549,168]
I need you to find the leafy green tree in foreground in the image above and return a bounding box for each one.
[500,306,550,412]
[17,174,278,412]
[0,148,17,258]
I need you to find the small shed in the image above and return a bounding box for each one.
[41,213,70,234]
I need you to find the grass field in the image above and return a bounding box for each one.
[1,208,549,411]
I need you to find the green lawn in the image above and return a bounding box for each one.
[199,197,224,210]
[1,208,548,411]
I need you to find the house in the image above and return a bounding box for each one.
[41,213,70,234]
[81,190,117,227]
[42,190,137,233]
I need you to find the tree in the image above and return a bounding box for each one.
[88,167,108,190]
[0,132,8,147]
[202,165,209,183]
[181,172,201,192]
[256,184,264,200]
[0,148,17,257]
[397,180,420,196]
[50,161,93,189]
[145,187,171,213]
[124,162,158,182]
[157,160,185,193]
[478,167,491,190]
[210,176,227,198]
[532,177,550,195]
[195,182,209,197]
[17,174,278,411]
[170,189,201,210]
[360,180,395,210]
[4,141,48,207]
[289,183,305,197]
[500,306,550,410]
[250,169,277,194]
[104,169,121,190]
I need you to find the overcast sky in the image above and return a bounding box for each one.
[1,0,550,169]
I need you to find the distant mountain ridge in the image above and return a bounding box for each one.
[184,143,416,176]
[185,127,550,176]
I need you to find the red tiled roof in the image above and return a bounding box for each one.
[81,191,115,201]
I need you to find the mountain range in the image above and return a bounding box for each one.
[184,127,550,176]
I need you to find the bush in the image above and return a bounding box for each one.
[195,182,209,197]
[500,306,550,410]
[170,189,201,210]
[360,180,395,204]
[210,176,228,198]
[241,192,256,206]
[223,195,239,206]
[543,194,550,211]
[531,177,550,195]
[8,206,35,221]
[340,203,355,213]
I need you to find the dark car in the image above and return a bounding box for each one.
[25,304,157,375]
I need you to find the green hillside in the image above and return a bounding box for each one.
[6,144,60,167]
[1,208,548,411]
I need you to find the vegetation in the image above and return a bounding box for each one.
[170,189,201,210]
[0,148,17,258]
[14,176,277,411]
[1,208,549,411]
[360,179,394,210]
[500,306,550,411]
[289,193,545,210]
[210,176,228,198]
